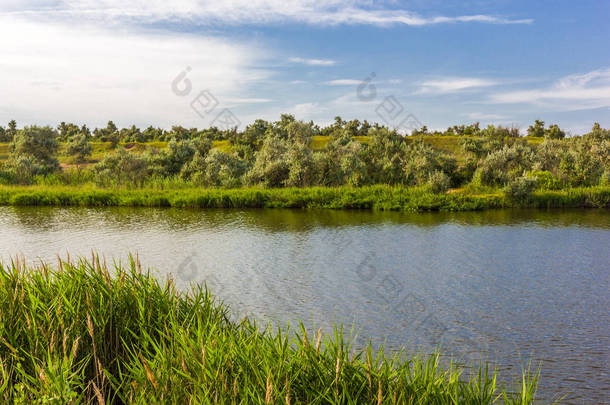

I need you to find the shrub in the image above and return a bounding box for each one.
[65,133,92,164]
[529,170,561,190]
[92,150,149,187]
[10,126,60,174]
[246,134,290,187]
[403,141,456,187]
[427,170,451,194]
[204,149,246,188]
[600,170,610,187]
[504,176,537,202]
[165,138,196,175]
[474,143,535,187]
[285,143,316,187]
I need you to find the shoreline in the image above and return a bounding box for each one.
[0,185,608,211]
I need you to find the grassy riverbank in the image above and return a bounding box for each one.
[0,185,608,211]
[0,257,544,404]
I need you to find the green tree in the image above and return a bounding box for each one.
[8,120,17,137]
[203,150,247,187]
[0,120,17,142]
[403,141,456,186]
[365,127,406,184]
[246,134,290,187]
[285,143,316,187]
[527,120,545,137]
[544,124,565,140]
[586,122,610,141]
[165,139,196,175]
[93,150,148,187]
[66,133,92,165]
[10,125,60,173]
[57,122,81,141]
[94,121,120,148]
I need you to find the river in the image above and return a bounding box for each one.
[1,206,608,403]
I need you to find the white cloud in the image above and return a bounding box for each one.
[0,16,268,128]
[491,68,610,111]
[289,57,336,66]
[288,102,320,118]
[417,78,498,94]
[224,97,273,104]
[324,79,363,86]
[0,1,532,27]
[466,112,507,121]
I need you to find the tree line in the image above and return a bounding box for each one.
[0,117,569,145]
[0,116,608,197]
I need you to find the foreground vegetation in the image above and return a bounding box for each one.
[0,257,546,404]
[0,184,608,211]
[0,117,608,200]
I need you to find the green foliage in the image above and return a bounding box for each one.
[0,257,547,404]
[558,136,608,186]
[529,171,561,190]
[65,133,92,164]
[584,122,609,141]
[504,176,537,202]
[1,117,608,193]
[2,184,607,211]
[427,170,451,194]
[403,141,456,187]
[247,134,290,187]
[9,126,60,175]
[201,149,247,188]
[93,121,120,148]
[165,138,196,175]
[472,143,535,187]
[285,143,316,187]
[92,150,148,187]
[0,120,17,143]
[527,120,545,137]
[366,127,407,184]
[545,124,565,140]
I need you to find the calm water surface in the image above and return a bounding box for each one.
[0,207,608,404]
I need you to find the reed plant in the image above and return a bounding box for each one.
[0,184,608,211]
[0,256,552,404]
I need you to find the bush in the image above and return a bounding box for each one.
[10,126,60,174]
[427,170,451,194]
[65,133,92,164]
[92,150,148,187]
[203,149,246,188]
[473,143,535,187]
[246,134,290,187]
[529,170,561,190]
[504,176,537,202]
[403,142,456,187]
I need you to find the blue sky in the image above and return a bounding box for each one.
[1,0,609,134]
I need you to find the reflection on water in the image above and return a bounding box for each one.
[1,206,609,404]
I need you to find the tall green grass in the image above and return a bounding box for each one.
[0,185,608,211]
[0,256,548,404]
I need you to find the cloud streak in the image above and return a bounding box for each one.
[491,68,610,111]
[289,57,336,66]
[0,1,533,27]
[324,79,363,86]
[417,78,499,94]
